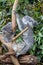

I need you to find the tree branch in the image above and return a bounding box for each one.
[0,55,38,65]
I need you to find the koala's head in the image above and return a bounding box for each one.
[22,15,38,28]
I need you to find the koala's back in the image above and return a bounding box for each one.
[1,22,15,42]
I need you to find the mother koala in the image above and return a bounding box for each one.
[1,0,37,56]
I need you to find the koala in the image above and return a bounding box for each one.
[15,15,37,56]
[1,14,37,56]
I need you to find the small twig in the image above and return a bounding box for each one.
[0,52,15,60]
[12,27,28,41]
[0,60,12,64]
[0,47,2,54]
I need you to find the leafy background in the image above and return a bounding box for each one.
[0,0,43,64]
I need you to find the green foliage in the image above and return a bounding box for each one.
[0,0,43,64]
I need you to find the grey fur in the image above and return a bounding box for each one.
[1,14,37,56]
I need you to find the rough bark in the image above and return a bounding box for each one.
[0,55,38,65]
